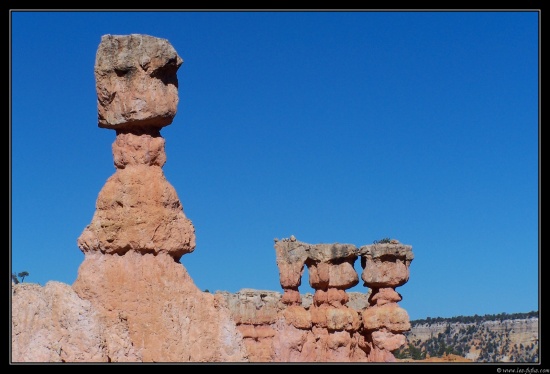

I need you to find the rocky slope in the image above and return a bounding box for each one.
[395,313,539,363]
[14,280,537,363]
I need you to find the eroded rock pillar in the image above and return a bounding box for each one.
[359,240,414,362]
[77,34,195,260]
[272,237,314,361]
[306,243,362,362]
[72,34,246,362]
[274,238,366,361]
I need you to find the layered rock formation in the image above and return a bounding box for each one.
[267,238,413,362]
[360,242,414,361]
[11,34,415,363]
[218,289,370,362]
[205,239,414,363]
[403,318,539,362]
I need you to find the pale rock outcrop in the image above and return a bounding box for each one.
[11,282,110,362]
[218,289,282,362]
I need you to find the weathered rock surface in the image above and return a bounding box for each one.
[11,282,108,362]
[362,303,411,332]
[360,243,414,288]
[219,290,370,315]
[272,238,413,362]
[73,252,247,362]
[218,289,372,362]
[95,34,183,130]
[77,133,195,261]
[11,278,247,363]
[206,236,414,362]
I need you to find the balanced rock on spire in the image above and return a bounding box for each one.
[94,34,183,131]
[71,34,246,362]
[77,34,195,261]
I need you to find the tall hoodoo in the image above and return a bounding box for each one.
[71,34,246,362]
[77,34,195,260]
[359,241,414,361]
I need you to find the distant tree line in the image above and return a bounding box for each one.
[411,311,538,326]
[394,343,427,360]
[394,311,539,362]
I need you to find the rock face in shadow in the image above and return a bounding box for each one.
[11,34,415,363]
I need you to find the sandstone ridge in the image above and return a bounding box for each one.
[11,34,414,363]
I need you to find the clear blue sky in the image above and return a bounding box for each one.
[10,10,539,321]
